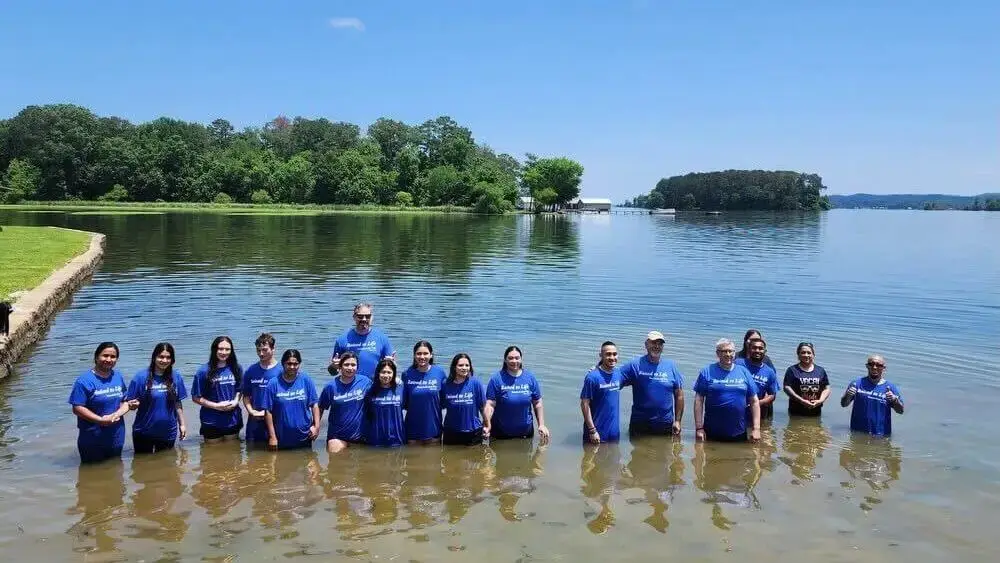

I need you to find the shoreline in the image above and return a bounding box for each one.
[0,201,474,215]
[0,228,106,380]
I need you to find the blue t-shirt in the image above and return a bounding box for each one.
[402,365,447,441]
[241,362,282,442]
[848,377,903,436]
[485,370,542,438]
[693,363,759,439]
[580,366,624,443]
[68,369,127,446]
[332,327,394,379]
[191,364,243,430]
[441,377,486,433]
[735,358,779,419]
[366,385,404,447]
[260,373,319,449]
[126,369,188,441]
[319,375,372,442]
[620,355,684,427]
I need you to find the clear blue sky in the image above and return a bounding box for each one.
[2,0,997,198]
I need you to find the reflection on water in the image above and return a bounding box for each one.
[620,436,686,533]
[779,417,833,484]
[580,443,623,535]
[128,449,189,543]
[839,434,903,512]
[68,460,126,555]
[491,439,545,522]
[692,442,766,530]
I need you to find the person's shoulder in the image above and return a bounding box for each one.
[194,363,211,376]
[432,364,448,378]
[131,368,149,382]
[73,369,96,385]
[734,357,748,367]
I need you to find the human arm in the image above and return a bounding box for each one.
[782,369,811,406]
[580,399,600,443]
[175,404,187,439]
[840,380,857,407]
[749,395,761,442]
[532,399,549,443]
[815,371,832,406]
[309,403,321,439]
[694,394,705,442]
[265,411,278,450]
[885,384,904,414]
[672,388,685,435]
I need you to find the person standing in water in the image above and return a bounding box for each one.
[841,354,904,436]
[242,333,282,447]
[319,351,372,453]
[263,349,320,450]
[735,337,779,421]
[580,341,624,444]
[620,331,685,437]
[402,340,447,445]
[783,342,831,417]
[68,342,136,463]
[693,338,761,443]
[736,328,775,369]
[365,359,405,448]
[484,346,550,443]
[191,336,243,442]
[328,302,395,379]
[127,342,188,454]
[440,353,489,446]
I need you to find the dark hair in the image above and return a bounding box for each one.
[796,342,815,355]
[371,358,398,392]
[601,340,617,350]
[281,348,302,366]
[501,345,522,372]
[748,337,767,349]
[208,336,242,390]
[255,333,275,349]
[738,329,763,356]
[449,353,474,382]
[147,342,178,405]
[338,351,359,375]
[411,340,434,369]
[93,341,120,362]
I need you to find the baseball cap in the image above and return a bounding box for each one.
[646,330,665,342]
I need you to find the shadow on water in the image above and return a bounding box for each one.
[838,433,903,513]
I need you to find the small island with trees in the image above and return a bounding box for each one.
[0,104,585,214]
[625,170,832,211]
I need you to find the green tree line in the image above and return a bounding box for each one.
[0,104,584,214]
[625,170,832,211]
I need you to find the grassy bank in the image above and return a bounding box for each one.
[0,226,92,302]
[0,201,473,215]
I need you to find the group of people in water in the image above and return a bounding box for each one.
[68,302,905,464]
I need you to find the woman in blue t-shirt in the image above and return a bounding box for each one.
[319,351,372,453]
[402,340,447,445]
[365,358,405,448]
[262,349,320,450]
[783,342,832,417]
[484,346,551,444]
[441,353,489,446]
[68,342,137,463]
[126,342,188,454]
[191,336,244,442]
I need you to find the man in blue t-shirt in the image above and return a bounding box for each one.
[694,338,761,443]
[327,302,395,379]
[620,330,685,436]
[735,337,779,420]
[580,341,624,444]
[840,354,904,436]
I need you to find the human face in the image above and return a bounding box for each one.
[797,346,814,367]
[354,307,373,333]
[645,339,664,359]
[745,331,761,347]
[454,357,471,380]
[215,340,232,364]
[505,350,522,373]
[378,365,395,388]
[283,355,301,378]
[414,346,432,369]
[95,347,118,372]
[600,345,618,369]
[340,357,358,379]
[256,343,273,364]
[748,341,766,362]
[715,344,736,366]
[865,357,886,379]
[155,349,173,373]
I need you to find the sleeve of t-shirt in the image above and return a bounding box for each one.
[306,378,319,406]
[693,370,709,396]
[332,337,345,358]
[580,374,595,401]
[889,383,903,404]
[191,368,205,399]
[531,376,542,402]
[125,375,141,401]
[319,384,332,411]
[475,379,486,409]
[240,370,252,395]
[175,373,189,402]
[620,360,636,387]
[380,334,395,359]
[486,376,499,401]
[764,356,775,369]
[819,368,830,389]
[767,371,780,395]
[68,377,90,406]
[745,373,760,401]
[260,382,274,411]
[782,367,795,390]
[673,364,685,389]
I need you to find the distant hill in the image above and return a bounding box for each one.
[829,193,1000,209]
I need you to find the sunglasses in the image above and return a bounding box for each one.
[354,314,372,319]
[866,362,885,368]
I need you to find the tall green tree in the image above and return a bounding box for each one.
[522,157,584,206]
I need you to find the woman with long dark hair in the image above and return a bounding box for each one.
[484,346,550,443]
[68,342,136,463]
[262,349,320,450]
[191,336,243,442]
[365,358,404,447]
[319,351,372,453]
[783,342,831,417]
[402,340,447,445]
[440,353,489,446]
[126,342,188,453]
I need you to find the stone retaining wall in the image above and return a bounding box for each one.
[0,229,106,380]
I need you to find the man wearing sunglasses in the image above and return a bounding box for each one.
[840,354,904,436]
[328,302,396,379]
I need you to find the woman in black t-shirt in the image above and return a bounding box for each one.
[783,342,830,417]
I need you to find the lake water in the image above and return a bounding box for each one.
[0,209,998,561]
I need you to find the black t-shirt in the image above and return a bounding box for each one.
[783,364,829,416]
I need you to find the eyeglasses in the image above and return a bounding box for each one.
[354,314,372,319]
[866,362,885,368]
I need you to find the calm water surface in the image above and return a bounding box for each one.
[0,209,998,562]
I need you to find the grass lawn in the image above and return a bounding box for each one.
[0,226,92,302]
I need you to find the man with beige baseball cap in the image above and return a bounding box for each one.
[619,330,685,436]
